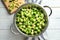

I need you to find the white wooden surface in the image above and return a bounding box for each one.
[0,0,60,40]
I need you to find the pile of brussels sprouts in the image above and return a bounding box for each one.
[16,7,47,36]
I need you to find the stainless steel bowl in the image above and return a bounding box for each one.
[11,2,52,40]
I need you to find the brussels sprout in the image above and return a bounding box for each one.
[16,7,46,35]
[34,31,37,34]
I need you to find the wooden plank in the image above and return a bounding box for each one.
[0,0,60,8]
[46,29,60,40]
[0,0,4,7]
[48,19,60,29]
[0,7,60,19]
[0,30,60,40]
[0,8,14,29]
[41,0,60,7]
[44,8,60,19]
[0,30,26,40]
[0,8,60,29]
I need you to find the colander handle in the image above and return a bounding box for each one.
[43,6,52,16]
[10,24,19,35]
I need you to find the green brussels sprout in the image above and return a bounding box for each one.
[16,7,47,35]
